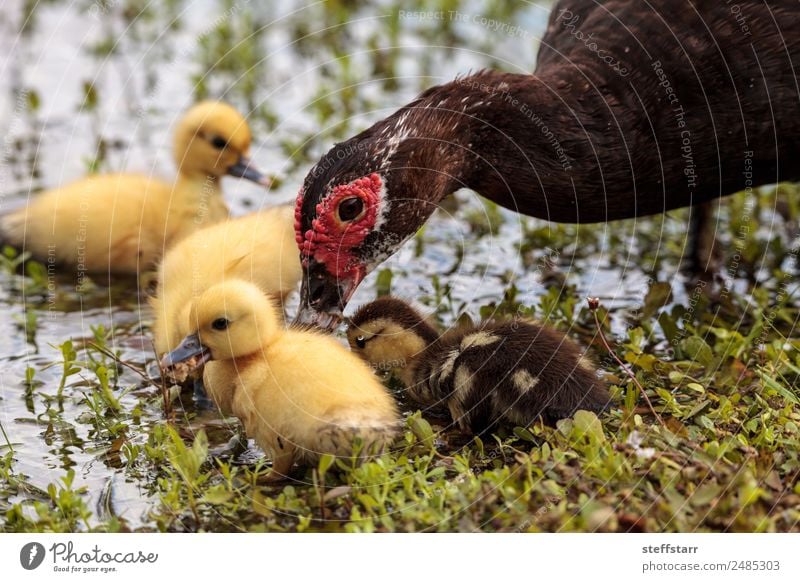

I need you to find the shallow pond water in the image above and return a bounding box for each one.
[0,0,796,531]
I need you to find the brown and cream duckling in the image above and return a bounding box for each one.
[347,297,610,434]
[161,280,399,480]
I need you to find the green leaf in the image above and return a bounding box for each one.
[167,428,208,484]
[317,453,335,479]
[540,442,551,462]
[698,415,715,430]
[82,80,99,111]
[680,336,713,367]
[356,493,380,510]
[201,486,233,505]
[252,489,272,517]
[625,350,657,372]
[658,312,680,344]
[690,483,721,506]
[26,89,40,112]
[572,410,605,443]
[756,369,800,405]
[375,269,393,297]
[513,426,536,443]
[643,281,673,318]
[668,371,684,384]
[684,400,711,419]
[472,435,484,457]
[407,413,435,449]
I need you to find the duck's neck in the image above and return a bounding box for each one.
[368,71,605,227]
[456,71,596,221]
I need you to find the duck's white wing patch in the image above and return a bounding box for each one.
[512,368,540,394]
[460,331,501,350]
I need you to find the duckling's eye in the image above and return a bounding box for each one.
[211,318,230,331]
[337,197,364,222]
[210,136,227,150]
[355,335,366,349]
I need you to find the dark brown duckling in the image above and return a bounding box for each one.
[347,296,610,434]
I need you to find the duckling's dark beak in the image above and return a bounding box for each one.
[226,156,272,188]
[160,332,212,372]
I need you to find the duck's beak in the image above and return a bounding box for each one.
[293,261,364,332]
[160,333,213,372]
[226,156,272,187]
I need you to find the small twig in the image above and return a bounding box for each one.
[313,469,328,522]
[150,340,174,420]
[87,341,173,420]
[88,342,151,383]
[587,297,668,431]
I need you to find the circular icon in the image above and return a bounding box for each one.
[20,542,46,570]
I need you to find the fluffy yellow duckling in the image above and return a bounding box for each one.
[0,101,269,275]
[150,204,301,359]
[161,280,399,479]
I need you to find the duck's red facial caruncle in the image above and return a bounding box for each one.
[294,173,384,329]
[295,173,382,277]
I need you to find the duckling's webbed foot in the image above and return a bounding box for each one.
[266,449,297,482]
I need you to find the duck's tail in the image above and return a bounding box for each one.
[312,416,401,462]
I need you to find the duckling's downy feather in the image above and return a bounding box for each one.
[150,205,301,355]
[167,280,399,478]
[411,320,610,432]
[348,296,610,434]
[1,173,226,274]
[0,101,262,275]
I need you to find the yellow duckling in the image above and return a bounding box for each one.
[160,280,399,479]
[0,101,269,275]
[150,204,301,359]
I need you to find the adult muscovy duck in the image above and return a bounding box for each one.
[294,0,800,329]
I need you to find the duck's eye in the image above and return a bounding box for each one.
[355,336,366,349]
[210,136,227,150]
[337,197,364,222]
[211,318,230,331]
